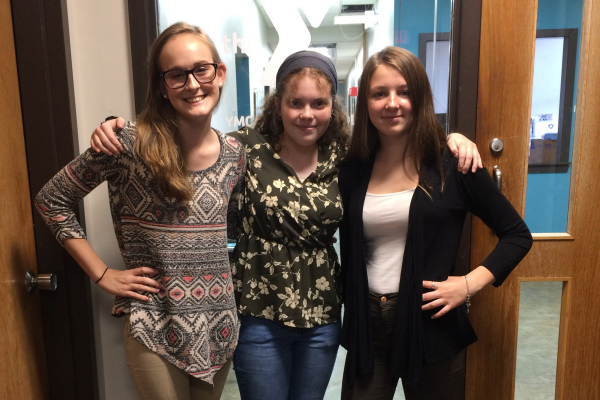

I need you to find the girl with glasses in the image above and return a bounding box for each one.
[35,22,244,400]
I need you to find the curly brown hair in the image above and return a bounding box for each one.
[254,67,350,150]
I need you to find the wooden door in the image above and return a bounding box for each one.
[466,0,600,399]
[0,0,49,398]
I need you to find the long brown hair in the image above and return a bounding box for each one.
[347,46,447,189]
[254,67,350,150]
[135,22,223,201]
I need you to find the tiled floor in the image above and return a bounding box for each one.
[222,282,562,400]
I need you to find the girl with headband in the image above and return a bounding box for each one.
[91,49,482,399]
[227,51,349,399]
[338,46,532,400]
[35,23,244,400]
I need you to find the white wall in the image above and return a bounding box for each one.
[158,0,273,132]
[366,0,395,58]
[346,46,364,89]
[65,1,138,399]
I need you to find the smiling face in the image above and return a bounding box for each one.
[367,64,414,140]
[159,33,226,123]
[278,73,333,150]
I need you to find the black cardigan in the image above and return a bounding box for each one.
[338,151,533,388]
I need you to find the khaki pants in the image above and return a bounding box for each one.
[124,318,232,400]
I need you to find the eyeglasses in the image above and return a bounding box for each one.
[160,63,218,89]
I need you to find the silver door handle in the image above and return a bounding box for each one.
[25,270,57,293]
[493,165,502,191]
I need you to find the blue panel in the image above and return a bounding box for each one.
[235,53,251,129]
[397,0,451,55]
[525,170,571,232]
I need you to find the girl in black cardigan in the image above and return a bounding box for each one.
[338,47,532,400]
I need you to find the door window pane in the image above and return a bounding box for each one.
[514,281,565,400]
[524,0,583,233]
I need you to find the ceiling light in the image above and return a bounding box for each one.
[310,47,333,58]
[334,10,378,28]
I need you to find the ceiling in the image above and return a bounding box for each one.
[253,0,377,81]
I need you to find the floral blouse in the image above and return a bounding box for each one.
[228,127,345,328]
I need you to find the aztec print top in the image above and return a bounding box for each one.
[228,127,345,328]
[35,122,246,383]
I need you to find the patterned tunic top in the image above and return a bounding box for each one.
[35,122,246,383]
[228,127,345,328]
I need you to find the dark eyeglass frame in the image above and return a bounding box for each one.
[160,63,219,89]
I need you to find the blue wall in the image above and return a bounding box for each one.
[395,0,452,56]
[524,0,582,233]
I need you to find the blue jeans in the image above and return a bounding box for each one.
[233,315,341,400]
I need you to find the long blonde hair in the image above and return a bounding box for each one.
[347,46,447,190]
[135,22,223,201]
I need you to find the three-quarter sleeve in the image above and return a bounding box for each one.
[34,131,130,245]
[457,165,533,286]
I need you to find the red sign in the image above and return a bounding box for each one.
[348,87,358,97]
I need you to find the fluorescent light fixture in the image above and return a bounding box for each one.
[334,10,378,28]
[309,47,333,58]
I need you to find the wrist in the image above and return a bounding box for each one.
[466,266,495,294]
[95,266,109,284]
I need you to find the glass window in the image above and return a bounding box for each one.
[524,0,583,233]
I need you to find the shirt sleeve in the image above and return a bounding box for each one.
[456,163,533,286]
[227,142,247,240]
[34,127,132,246]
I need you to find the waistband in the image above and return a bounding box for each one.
[369,291,399,301]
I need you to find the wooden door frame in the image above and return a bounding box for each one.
[127,0,159,115]
[10,0,157,398]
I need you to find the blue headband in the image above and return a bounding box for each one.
[276,51,338,95]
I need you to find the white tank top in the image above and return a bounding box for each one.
[363,188,415,294]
